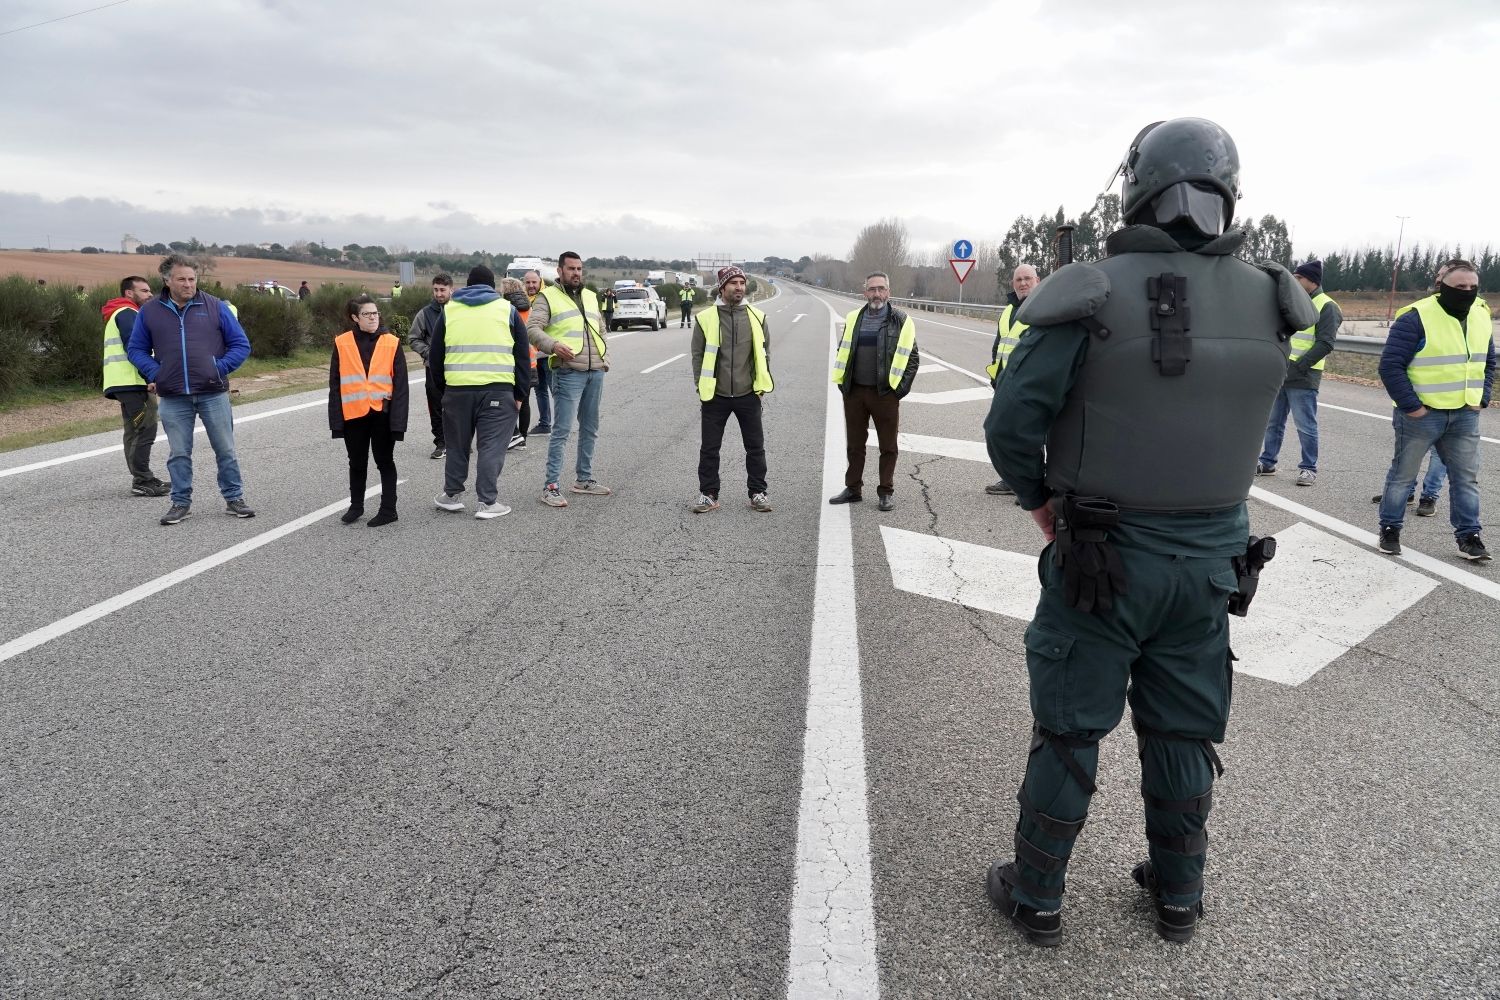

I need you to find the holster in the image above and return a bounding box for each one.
[1050,494,1127,614]
[1227,535,1277,617]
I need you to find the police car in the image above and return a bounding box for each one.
[609,286,667,331]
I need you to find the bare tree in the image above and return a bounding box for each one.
[849,218,910,293]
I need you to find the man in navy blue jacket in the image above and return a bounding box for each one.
[126,255,255,526]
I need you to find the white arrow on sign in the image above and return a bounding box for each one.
[880,522,1436,687]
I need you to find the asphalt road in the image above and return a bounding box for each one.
[2,279,1497,999]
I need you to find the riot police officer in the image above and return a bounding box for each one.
[982,118,1317,946]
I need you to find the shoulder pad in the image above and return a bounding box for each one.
[1256,261,1319,330]
[1014,263,1110,327]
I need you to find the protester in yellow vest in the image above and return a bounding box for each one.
[328,294,408,526]
[985,263,1038,496]
[829,271,920,512]
[427,265,531,519]
[527,251,613,508]
[678,284,696,328]
[688,265,773,513]
[101,275,168,496]
[1376,259,1495,561]
[1256,259,1342,487]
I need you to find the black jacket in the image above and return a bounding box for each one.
[328,328,410,437]
[841,303,920,398]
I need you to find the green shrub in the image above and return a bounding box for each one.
[0,275,101,387]
[303,282,374,344]
[0,324,38,400]
[227,291,312,358]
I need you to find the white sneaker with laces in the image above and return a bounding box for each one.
[475,502,511,519]
[435,493,465,512]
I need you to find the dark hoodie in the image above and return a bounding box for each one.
[427,284,532,399]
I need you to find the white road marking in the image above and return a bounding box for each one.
[914,316,993,338]
[866,429,1500,605]
[924,353,990,385]
[904,387,993,405]
[793,313,807,323]
[0,376,430,480]
[785,307,878,999]
[0,480,403,664]
[641,353,686,375]
[1320,401,1500,445]
[1248,486,1500,603]
[879,521,1436,686]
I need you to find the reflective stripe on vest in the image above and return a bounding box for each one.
[335,331,400,419]
[697,306,773,401]
[540,285,607,361]
[102,305,145,391]
[1289,292,1336,371]
[443,298,517,386]
[986,303,1030,380]
[1406,295,1493,408]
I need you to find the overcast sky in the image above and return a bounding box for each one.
[2,0,1498,262]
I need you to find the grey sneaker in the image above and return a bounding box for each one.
[692,493,719,514]
[225,499,255,518]
[474,501,511,520]
[571,479,613,496]
[1458,533,1492,562]
[435,493,465,512]
[1296,469,1316,487]
[1416,496,1437,517]
[159,503,191,526]
[541,483,569,508]
[748,492,773,512]
[1378,527,1401,556]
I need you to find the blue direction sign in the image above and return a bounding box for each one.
[952,239,973,260]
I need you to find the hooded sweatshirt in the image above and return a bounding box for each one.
[426,284,532,399]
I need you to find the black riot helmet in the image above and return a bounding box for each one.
[1107,118,1242,238]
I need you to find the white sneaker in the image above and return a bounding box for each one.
[435,493,464,512]
[474,501,511,519]
[507,434,526,451]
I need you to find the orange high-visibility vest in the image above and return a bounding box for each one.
[517,307,537,364]
[335,331,399,419]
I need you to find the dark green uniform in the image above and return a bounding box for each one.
[985,222,1316,929]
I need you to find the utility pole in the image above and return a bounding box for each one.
[1385,215,1410,324]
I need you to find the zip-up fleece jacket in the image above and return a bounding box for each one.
[126,288,251,396]
[839,303,919,398]
[690,301,771,397]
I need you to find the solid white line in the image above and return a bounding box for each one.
[922,353,990,386]
[0,375,430,480]
[640,353,686,375]
[0,480,401,664]
[1248,486,1500,603]
[785,306,878,999]
[1320,401,1500,445]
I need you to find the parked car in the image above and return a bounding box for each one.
[609,286,666,330]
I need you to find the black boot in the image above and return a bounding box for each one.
[1131,861,1202,943]
[367,508,398,527]
[340,505,364,524]
[987,861,1061,947]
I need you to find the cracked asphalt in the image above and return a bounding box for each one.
[3,280,1497,998]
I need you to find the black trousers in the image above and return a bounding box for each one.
[423,366,444,447]
[679,304,692,326]
[343,413,398,512]
[698,393,767,498]
[116,389,159,485]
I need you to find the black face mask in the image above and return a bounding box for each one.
[1437,283,1479,318]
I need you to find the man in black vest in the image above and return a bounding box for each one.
[982,118,1316,947]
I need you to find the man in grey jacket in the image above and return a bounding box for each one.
[406,272,453,459]
[689,265,773,513]
[1257,259,1340,486]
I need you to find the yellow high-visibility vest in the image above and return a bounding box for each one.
[697,306,772,401]
[1289,292,1337,371]
[102,305,145,394]
[443,298,516,386]
[540,285,607,362]
[832,307,916,390]
[986,303,1030,380]
[1405,294,1493,409]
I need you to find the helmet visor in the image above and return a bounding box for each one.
[1148,181,1227,238]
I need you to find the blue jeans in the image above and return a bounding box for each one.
[545,368,605,486]
[1258,386,1319,471]
[1417,447,1447,501]
[157,391,244,506]
[533,362,553,426]
[1379,408,1480,539]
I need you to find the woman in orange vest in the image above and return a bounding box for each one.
[501,276,537,451]
[329,294,408,525]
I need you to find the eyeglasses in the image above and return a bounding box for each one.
[357,311,379,318]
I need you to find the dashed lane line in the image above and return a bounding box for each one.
[785,304,878,999]
[0,480,404,664]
